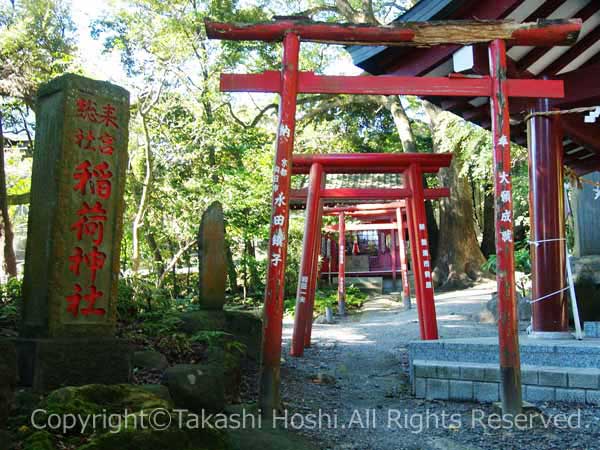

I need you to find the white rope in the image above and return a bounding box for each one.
[528,238,566,247]
[529,286,569,305]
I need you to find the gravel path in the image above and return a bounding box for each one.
[279,281,600,450]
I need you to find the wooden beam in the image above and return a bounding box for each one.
[206,18,581,47]
[552,63,600,108]
[221,71,565,98]
[516,1,600,72]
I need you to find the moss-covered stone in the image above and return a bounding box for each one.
[0,339,17,426]
[23,430,56,450]
[180,311,226,334]
[223,310,262,361]
[77,427,231,450]
[133,350,169,370]
[43,384,172,425]
[164,364,225,412]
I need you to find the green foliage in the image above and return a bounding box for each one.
[482,243,532,274]
[284,284,367,316]
[0,277,22,328]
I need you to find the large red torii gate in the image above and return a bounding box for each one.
[205,17,581,416]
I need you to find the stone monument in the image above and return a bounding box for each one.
[17,74,131,390]
[198,201,227,310]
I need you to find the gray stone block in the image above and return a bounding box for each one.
[538,368,567,387]
[415,378,426,398]
[586,390,600,405]
[474,382,499,402]
[555,388,586,403]
[461,364,486,382]
[449,380,473,401]
[526,386,555,402]
[414,361,437,378]
[521,367,539,385]
[437,363,461,379]
[584,322,598,338]
[426,379,449,400]
[483,367,500,382]
[569,369,600,389]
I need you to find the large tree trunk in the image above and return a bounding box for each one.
[131,113,153,273]
[0,112,17,278]
[424,102,486,288]
[480,185,496,258]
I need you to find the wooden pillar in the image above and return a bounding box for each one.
[528,98,569,336]
[338,212,346,316]
[396,208,411,309]
[391,228,398,289]
[259,32,299,415]
[489,38,522,416]
[405,164,438,340]
[304,194,325,348]
[291,163,323,356]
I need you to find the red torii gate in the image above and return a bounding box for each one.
[205,17,581,416]
[289,153,451,355]
[323,205,412,306]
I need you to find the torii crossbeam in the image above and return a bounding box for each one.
[206,17,582,417]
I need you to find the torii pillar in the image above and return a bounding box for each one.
[527,98,569,337]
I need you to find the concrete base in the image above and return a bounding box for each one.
[409,336,600,404]
[15,337,132,392]
[527,331,574,340]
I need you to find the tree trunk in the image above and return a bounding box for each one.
[382,95,417,153]
[0,112,17,278]
[131,113,153,273]
[480,185,496,258]
[423,102,486,288]
[146,232,164,276]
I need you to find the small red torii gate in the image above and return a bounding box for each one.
[205,17,581,416]
[322,205,413,310]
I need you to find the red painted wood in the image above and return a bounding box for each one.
[292,152,452,171]
[390,228,397,289]
[326,223,399,232]
[324,202,408,212]
[528,99,568,334]
[338,212,346,316]
[516,1,600,73]
[205,18,415,44]
[291,188,450,202]
[406,164,438,340]
[396,208,411,305]
[291,163,323,357]
[260,33,299,414]
[205,18,580,46]
[304,196,324,348]
[554,63,600,108]
[489,38,522,415]
[221,72,564,98]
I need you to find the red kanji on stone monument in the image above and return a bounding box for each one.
[76,98,98,122]
[73,161,92,195]
[71,201,107,246]
[99,132,115,155]
[65,283,106,317]
[81,285,106,316]
[68,247,84,276]
[92,161,112,199]
[98,104,119,128]
[73,161,113,199]
[74,129,96,151]
[84,246,107,283]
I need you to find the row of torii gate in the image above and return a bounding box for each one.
[205,17,582,416]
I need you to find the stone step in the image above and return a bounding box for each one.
[413,359,600,404]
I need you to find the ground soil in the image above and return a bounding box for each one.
[279,281,600,450]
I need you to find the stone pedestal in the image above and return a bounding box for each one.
[15,338,131,391]
[18,74,131,390]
